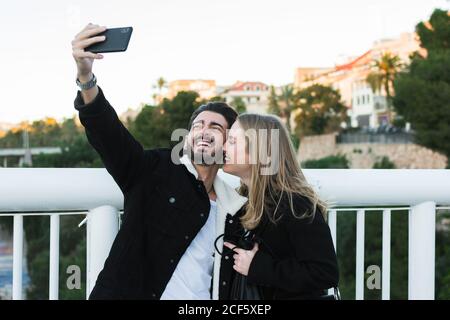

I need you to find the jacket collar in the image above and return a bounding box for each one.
[179,154,247,215]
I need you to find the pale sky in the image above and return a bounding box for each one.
[0,0,448,123]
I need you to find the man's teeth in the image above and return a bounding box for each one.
[196,140,211,146]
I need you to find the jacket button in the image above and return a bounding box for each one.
[170,259,174,264]
[151,293,156,298]
[224,255,229,260]
[222,281,227,286]
[229,219,233,224]
[200,213,205,218]
[185,235,189,240]
[168,197,176,204]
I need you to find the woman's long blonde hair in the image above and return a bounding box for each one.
[237,113,328,230]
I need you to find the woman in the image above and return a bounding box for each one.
[221,113,339,300]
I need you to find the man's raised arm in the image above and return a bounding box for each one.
[71,23,157,193]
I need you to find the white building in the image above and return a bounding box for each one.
[295,32,423,128]
[221,81,270,114]
[349,79,388,128]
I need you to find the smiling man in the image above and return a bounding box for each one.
[72,23,247,300]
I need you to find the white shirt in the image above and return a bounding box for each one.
[160,200,217,300]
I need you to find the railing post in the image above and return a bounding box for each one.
[328,210,337,252]
[86,205,119,299]
[49,214,60,300]
[382,209,391,300]
[12,214,23,300]
[408,201,435,300]
[327,210,337,296]
[355,209,365,300]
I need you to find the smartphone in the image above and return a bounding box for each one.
[85,27,133,53]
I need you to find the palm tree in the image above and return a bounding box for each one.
[156,77,167,91]
[267,85,281,116]
[153,77,167,104]
[366,53,403,123]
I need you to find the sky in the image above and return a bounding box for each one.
[0,0,448,123]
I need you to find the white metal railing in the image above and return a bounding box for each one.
[6,211,87,300]
[0,168,122,300]
[0,168,449,300]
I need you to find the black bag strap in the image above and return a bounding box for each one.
[214,233,225,256]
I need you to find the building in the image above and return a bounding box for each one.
[295,32,423,128]
[166,79,217,100]
[221,81,270,114]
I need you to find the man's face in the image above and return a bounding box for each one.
[186,111,228,165]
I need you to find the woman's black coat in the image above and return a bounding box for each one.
[221,195,339,300]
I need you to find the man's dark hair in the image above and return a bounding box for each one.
[188,102,238,130]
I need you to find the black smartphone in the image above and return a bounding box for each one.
[85,27,133,53]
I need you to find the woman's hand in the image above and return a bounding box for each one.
[224,241,259,276]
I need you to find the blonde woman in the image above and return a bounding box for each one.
[221,113,339,300]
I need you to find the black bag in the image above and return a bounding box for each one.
[229,272,262,300]
[229,230,263,300]
[215,230,263,300]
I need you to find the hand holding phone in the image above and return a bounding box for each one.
[85,27,133,53]
[71,23,133,103]
[72,24,133,80]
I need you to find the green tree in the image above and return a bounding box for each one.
[131,91,201,149]
[393,8,450,162]
[436,211,450,299]
[373,156,396,169]
[415,9,450,51]
[294,84,348,138]
[32,135,102,168]
[301,154,349,169]
[230,96,247,114]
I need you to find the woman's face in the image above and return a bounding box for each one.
[223,121,252,180]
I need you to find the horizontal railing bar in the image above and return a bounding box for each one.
[1,169,450,211]
[0,210,124,216]
[328,207,411,211]
[1,207,440,216]
[0,209,88,214]
[0,211,88,216]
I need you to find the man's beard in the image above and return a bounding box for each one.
[184,134,224,166]
[185,145,225,166]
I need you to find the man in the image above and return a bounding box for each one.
[72,23,247,299]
